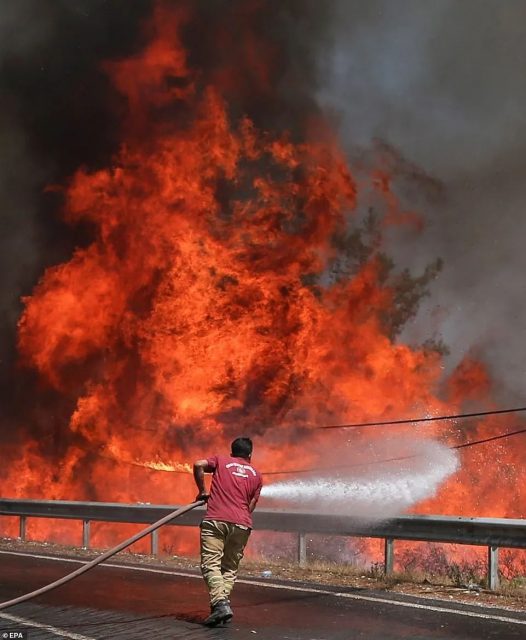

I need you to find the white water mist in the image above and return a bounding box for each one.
[261,439,459,518]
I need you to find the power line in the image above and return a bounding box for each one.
[452,427,526,450]
[115,423,526,477]
[261,426,526,476]
[316,406,526,430]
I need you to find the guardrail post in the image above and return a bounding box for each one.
[82,519,91,549]
[298,532,307,567]
[384,538,394,575]
[488,545,499,590]
[19,516,27,541]
[151,529,159,557]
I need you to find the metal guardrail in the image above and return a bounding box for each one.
[1,499,525,590]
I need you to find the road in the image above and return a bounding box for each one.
[0,550,525,639]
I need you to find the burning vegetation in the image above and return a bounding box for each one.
[0,1,525,559]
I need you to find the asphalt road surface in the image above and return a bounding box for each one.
[0,550,525,639]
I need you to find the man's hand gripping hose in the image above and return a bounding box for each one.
[0,500,204,611]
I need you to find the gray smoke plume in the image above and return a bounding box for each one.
[317,0,526,401]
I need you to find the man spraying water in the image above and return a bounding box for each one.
[193,436,263,626]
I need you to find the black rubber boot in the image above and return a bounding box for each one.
[204,600,233,626]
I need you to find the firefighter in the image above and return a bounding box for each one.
[193,437,263,626]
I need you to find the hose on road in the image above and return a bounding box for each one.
[0,500,204,611]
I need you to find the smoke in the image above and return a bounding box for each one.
[261,439,459,517]
[0,2,51,390]
[317,0,526,400]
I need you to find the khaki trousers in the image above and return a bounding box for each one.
[200,519,251,606]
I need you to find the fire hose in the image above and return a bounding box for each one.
[0,500,204,611]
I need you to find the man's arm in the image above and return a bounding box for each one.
[248,479,263,513]
[193,459,214,500]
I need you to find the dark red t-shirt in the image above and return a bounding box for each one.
[204,455,263,528]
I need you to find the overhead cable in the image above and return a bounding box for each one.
[262,427,526,476]
[316,406,526,430]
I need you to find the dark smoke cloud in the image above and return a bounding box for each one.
[318,0,526,401]
[182,0,332,135]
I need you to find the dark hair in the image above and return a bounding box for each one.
[231,437,253,459]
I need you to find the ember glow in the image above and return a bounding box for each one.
[1,1,525,552]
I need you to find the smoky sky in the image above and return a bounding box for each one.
[318,0,526,402]
[1,0,525,429]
